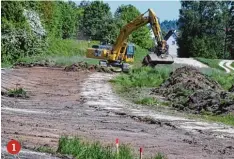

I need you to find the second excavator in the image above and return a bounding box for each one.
[86,8,175,72]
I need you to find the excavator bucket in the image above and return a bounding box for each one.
[142,53,174,67]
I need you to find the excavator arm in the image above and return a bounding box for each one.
[112,9,167,59]
[112,12,149,54]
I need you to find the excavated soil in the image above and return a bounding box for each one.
[151,66,234,114]
[14,60,114,73]
[14,59,57,68]
[2,67,234,159]
[229,85,234,92]
[64,61,114,73]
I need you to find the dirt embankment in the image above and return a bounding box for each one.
[64,62,114,73]
[14,60,115,73]
[152,66,234,115]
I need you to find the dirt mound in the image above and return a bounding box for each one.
[14,59,56,68]
[229,85,234,92]
[64,61,113,73]
[174,90,234,114]
[151,66,234,115]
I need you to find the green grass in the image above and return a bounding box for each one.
[36,146,55,154]
[57,136,165,159]
[200,68,234,90]
[110,66,172,89]
[111,65,234,126]
[231,62,234,68]
[201,113,234,126]
[133,45,148,67]
[47,39,98,57]
[6,87,28,98]
[110,66,172,108]
[135,97,159,106]
[195,57,224,71]
[1,39,99,68]
[16,55,99,67]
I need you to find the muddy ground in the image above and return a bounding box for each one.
[1,67,234,159]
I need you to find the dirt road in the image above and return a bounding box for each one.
[2,67,234,159]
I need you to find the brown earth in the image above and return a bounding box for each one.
[151,66,234,115]
[64,61,114,73]
[1,67,234,159]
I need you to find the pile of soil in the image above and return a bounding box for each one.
[14,59,56,68]
[64,61,114,73]
[229,85,234,92]
[151,66,234,115]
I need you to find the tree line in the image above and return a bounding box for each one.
[177,1,234,59]
[1,0,154,63]
[2,0,234,64]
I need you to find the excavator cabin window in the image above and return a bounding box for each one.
[126,44,135,58]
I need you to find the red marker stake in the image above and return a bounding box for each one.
[116,138,119,155]
[140,147,143,159]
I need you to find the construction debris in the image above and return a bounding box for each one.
[151,66,234,115]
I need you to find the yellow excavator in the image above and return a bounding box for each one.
[86,8,175,72]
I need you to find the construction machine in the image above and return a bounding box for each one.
[86,8,175,72]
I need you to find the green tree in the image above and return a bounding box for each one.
[160,20,178,33]
[177,1,232,59]
[227,2,234,59]
[1,1,47,63]
[114,4,153,49]
[80,1,114,41]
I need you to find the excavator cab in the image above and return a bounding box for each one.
[124,43,135,63]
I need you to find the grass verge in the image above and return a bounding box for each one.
[57,136,166,159]
[200,68,234,90]
[201,113,234,126]
[110,66,172,107]
[195,57,224,71]
[36,146,55,154]
[1,39,99,68]
[231,62,234,68]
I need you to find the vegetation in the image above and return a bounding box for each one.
[195,58,224,71]
[202,113,234,126]
[160,20,178,33]
[36,146,55,154]
[227,2,234,59]
[204,69,234,90]
[57,136,166,159]
[136,97,159,106]
[6,87,28,98]
[177,1,233,59]
[231,62,234,68]
[110,66,171,89]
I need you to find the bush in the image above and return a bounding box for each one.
[1,1,47,64]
